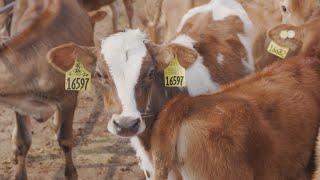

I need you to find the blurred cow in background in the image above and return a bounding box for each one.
[79,0,133,32]
[0,0,99,179]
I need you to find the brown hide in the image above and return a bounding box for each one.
[151,55,320,179]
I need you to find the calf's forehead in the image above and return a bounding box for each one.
[100,29,148,115]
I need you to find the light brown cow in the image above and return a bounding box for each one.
[0,0,97,179]
[79,0,133,31]
[263,16,320,179]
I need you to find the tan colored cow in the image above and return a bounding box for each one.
[0,0,97,179]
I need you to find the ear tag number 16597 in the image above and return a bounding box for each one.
[65,60,91,91]
[164,57,186,87]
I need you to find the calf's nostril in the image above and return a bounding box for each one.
[128,119,140,130]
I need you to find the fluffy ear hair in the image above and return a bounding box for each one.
[47,43,98,74]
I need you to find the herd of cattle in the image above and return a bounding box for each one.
[1,0,320,179]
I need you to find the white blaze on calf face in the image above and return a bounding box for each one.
[101,29,147,119]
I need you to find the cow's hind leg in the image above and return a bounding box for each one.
[56,98,78,180]
[12,112,32,180]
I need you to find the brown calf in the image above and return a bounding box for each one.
[0,0,97,179]
[150,55,320,179]
[266,16,320,179]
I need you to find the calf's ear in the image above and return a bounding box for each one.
[267,24,303,52]
[155,43,198,70]
[46,43,98,74]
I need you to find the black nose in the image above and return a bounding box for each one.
[113,118,140,132]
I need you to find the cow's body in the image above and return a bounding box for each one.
[150,55,320,180]
[0,0,94,179]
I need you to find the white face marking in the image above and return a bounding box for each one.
[217,53,224,65]
[130,137,154,179]
[101,29,147,118]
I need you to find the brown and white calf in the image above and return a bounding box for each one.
[0,0,97,179]
[149,54,320,180]
[58,0,256,178]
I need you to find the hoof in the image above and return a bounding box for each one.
[15,170,27,180]
[65,166,78,180]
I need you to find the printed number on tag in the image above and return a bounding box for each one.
[164,57,186,87]
[65,60,91,91]
[267,41,289,59]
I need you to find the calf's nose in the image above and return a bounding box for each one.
[110,116,141,137]
[113,118,140,131]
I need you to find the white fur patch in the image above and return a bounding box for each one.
[186,57,219,96]
[177,2,214,32]
[101,29,147,118]
[171,34,195,49]
[130,137,153,179]
[238,34,255,72]
[217,53,224,65]
[171,35,219,96]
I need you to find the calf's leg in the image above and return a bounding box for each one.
[11,112,32,180]
[123,0,133,28]
[56,98,78,180]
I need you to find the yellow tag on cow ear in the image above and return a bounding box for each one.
[267,41,289,59]
[164,57,186,87]
[65,59,91,91]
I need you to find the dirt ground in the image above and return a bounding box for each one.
[0,1,147,180]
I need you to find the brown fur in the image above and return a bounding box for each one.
[150,55,320,179]
[280,0,319,25]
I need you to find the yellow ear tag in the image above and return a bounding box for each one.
[164,57,186,87]
[267,41,289,59]
[65,59,91,91]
